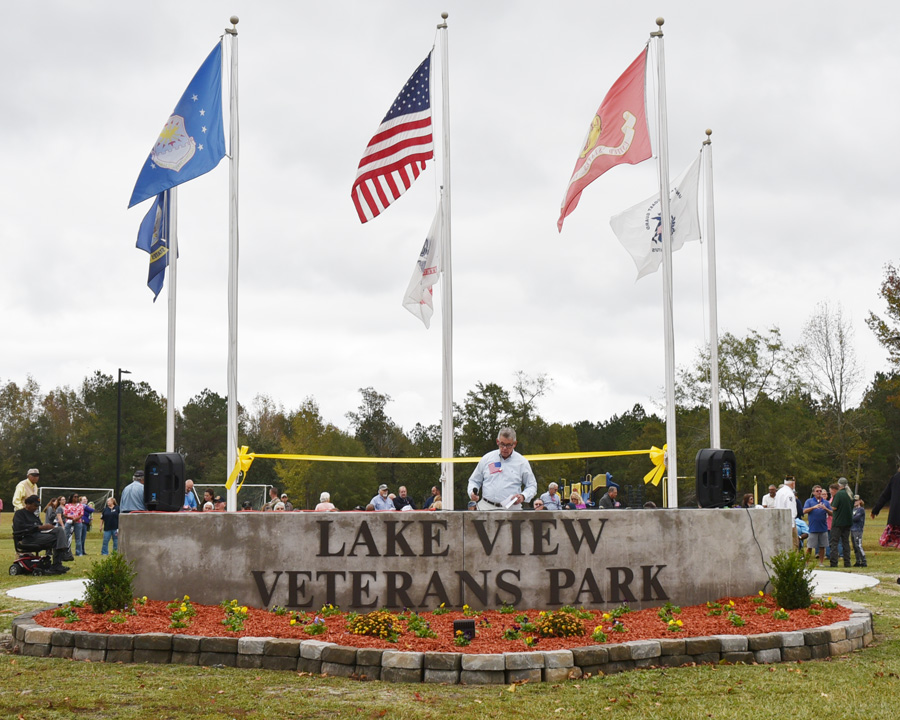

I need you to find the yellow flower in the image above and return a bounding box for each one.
[676,620,683,627]
[184,595,190,601]
[241,607,248,614]
[758,591,764,597]
[728,600,735,607]
[180,604,187,612]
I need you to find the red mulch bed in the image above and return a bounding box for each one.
[34,596,850,654]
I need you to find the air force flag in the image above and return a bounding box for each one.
[128,43,226,208]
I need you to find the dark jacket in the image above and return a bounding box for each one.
[831,488,853,528]
[873,472,900,528]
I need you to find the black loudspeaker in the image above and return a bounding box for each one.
[144,452,186,511]
[695,448,737,508]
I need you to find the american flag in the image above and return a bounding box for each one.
[351,52,433,223]
[488,462,502,474]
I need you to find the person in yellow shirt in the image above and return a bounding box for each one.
[12,468,40,513]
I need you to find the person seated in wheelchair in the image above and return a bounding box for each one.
[12,495,73,574]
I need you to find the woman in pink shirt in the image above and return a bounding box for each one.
[64,493,85,556]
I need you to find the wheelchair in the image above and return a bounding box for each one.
[9,528,56,576]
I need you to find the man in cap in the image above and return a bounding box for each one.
[13,495,71,574]
[467,427,537,511]
[280,493,294,511]
[120,470,147,512]
[370,484,395,511]
[13,469,41,513]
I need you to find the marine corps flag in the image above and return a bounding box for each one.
[558,48,652,231]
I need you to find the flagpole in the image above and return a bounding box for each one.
[437,12,455,511]
[703,129,721,448]
[166,188,177,452]
[650,18,678,507]
[225,18,240,512]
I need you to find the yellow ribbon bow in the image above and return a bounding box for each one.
[643,444,667,486]
[226,446,255,492]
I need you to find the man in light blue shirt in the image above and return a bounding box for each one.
[540,482,563,510]
[370,484,395,511]
[467,427,537,511]
[120,470,147,513]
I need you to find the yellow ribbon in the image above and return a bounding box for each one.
[643,444,667,486]
[226,447,655,491]
[225,445,255,492]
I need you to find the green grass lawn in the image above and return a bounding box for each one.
[1,511,899,719]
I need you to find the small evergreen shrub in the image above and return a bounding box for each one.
[84,553,136,614]
[768,549,813,609]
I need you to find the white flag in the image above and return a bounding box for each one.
[402,206,443,328]
[609,154,701,280]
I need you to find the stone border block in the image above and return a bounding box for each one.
[322,645,357,665]
[107,635,135,650]
[543,650,574,669]
[238,637,269,655]
[713,635,748,652]
[424,652,460,670]
[460,669,505,685]
[382,651,423,669]
[754,648,782,664]
[266,639,302,657]
[748,633,783,651]
[173,635,201,653]
[134,633,172,651]
[505,652,544,670]
[507,668,542,683]
[201,637,238,653]
[425,668,459,684]
[299,640,333,660]
[73,647,106,662]
[572,646,608,666]
[171,651,200,665]
[382,667,423,683]
[461,653,504,672]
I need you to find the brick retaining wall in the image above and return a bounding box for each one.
[11,601,874,684]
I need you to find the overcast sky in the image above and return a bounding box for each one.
[2,1,897,438]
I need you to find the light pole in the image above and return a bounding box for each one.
[115,368,131,499]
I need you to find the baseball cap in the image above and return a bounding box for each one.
[133,470,144,478]
[378,484,388,491]
[281,494,288,499]
[27,468,40,476]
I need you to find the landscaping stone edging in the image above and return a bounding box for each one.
[11,601,874,684]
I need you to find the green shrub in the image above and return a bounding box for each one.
[84,553,136,614]
[768,549,813,609]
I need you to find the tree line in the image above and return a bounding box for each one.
[3,265,899,511]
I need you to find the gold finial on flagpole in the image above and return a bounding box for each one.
[651,17,664,37]
[704,128,713,145]
[226,16,239,35]
[438,12,448,29]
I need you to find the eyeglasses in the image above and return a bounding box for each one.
[498,441,515,448]
[533,502,544,507]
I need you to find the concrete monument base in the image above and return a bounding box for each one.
[120,508,791,611]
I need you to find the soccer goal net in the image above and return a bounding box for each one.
[40,487,114,510]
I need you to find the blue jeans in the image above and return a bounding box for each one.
[74,522,86,555]
[102,530,118,555]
